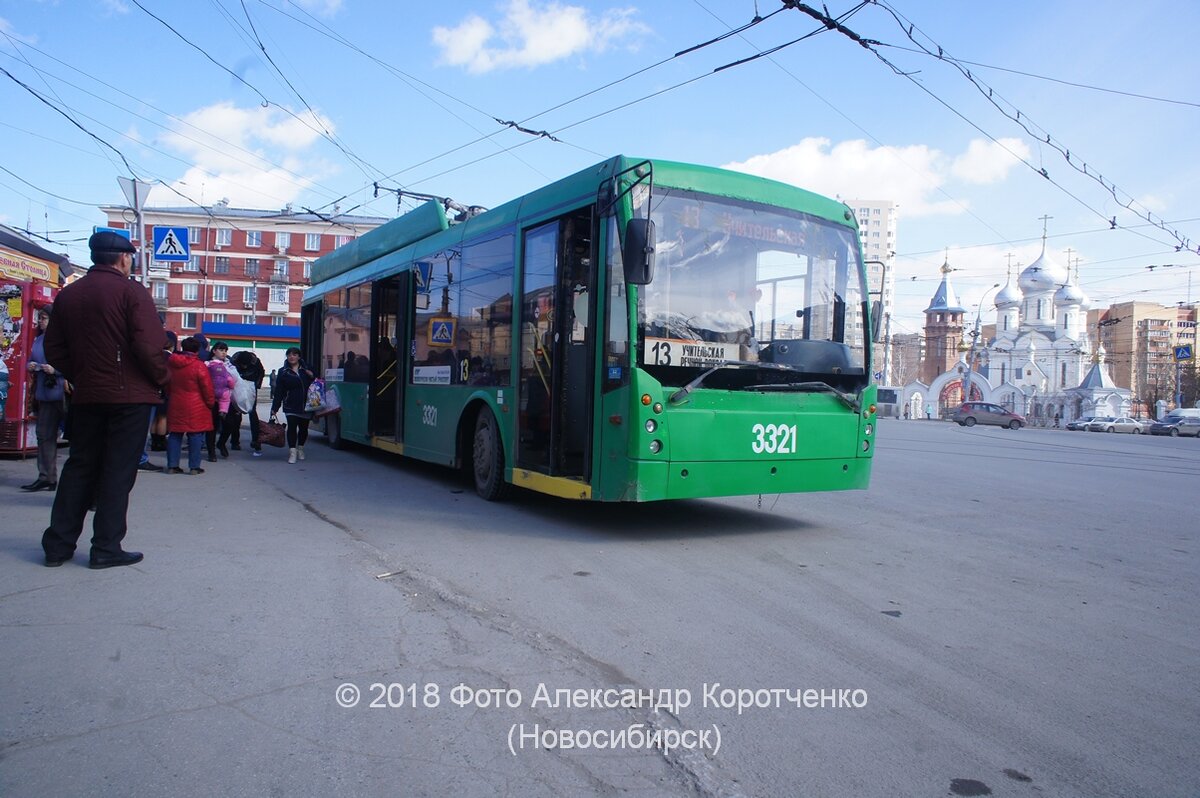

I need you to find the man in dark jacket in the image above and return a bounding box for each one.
[230,349,266,455]
[40,231,169,569]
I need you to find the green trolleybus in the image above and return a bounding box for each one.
[301,156,878,502]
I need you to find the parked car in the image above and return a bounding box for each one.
[952,402,1025,429]
[1086,416,1148,434]
[1150,414,1200,437]
[1065,416,1096,431]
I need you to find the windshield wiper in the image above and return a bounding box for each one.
[749,381,861,412]
[667,361,794,404]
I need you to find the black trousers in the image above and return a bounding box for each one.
[246,405,260,449]
[216,407,242,448]
[42,403,152,560]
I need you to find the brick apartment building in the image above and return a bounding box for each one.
[99,203,388,336]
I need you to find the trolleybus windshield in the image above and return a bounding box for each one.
[639,188,869,393]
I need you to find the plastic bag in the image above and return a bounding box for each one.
[305,379,326,412]
[313,385,341,417]
[232,371,256,413]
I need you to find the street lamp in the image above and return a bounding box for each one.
[960,284,1001,405]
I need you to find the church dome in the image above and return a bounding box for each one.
[1018,248,1069,293]
[1054,281,1085,306]
[994,280,1021,308]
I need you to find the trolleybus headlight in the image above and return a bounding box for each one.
[862,440,871,452]
[645,419,657,433]
[641,394,652,406]
[864,424,873,436]
[649,439,662,454]
[653,402,663,414]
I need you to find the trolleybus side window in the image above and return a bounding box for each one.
[456,233,514,386]
[321,288,347,379]
[342,284,372,382]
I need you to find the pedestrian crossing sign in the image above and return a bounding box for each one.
[429,318,455,346]
[414,261,433,294]
[152,226,190,262]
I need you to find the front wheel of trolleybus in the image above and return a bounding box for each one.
[471,408,508,501]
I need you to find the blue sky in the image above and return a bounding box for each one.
[1,0,1197,333]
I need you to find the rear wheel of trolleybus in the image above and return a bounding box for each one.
[471,408,508,501]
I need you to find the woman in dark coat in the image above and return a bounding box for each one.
[269,346,314,464]
[166,337,215,474]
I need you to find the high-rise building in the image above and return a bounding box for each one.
[847,199,897,380]
[1090,301,1199,413]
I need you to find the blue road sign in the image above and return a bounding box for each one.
[1175,345,1193,362]
[93,226,132,241]
[429,318,455,346]
[152,226,190,262]
[414,261,433,294]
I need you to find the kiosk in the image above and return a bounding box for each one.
[0,234,65,454]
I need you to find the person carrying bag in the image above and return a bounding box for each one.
[269,347,315,464]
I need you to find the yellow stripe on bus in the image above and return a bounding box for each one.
[513,470,591,500]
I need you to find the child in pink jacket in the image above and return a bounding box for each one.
[205,342,239,460]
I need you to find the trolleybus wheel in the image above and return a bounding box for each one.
[472,408,508,501]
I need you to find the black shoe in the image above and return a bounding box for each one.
[20,478,56,492]
[218,444,229,458]
[44,553,72,567]
[230,444,242,451]
[188,467,205,475]
[166,466,185,474]
[207,455,218,463]
[89,550,143,569]
[137,461,161,472]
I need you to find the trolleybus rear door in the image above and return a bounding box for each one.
[370,274,407,440]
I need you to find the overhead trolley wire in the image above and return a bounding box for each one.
[869,0,1200,257]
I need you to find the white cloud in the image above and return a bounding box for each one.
[724,138,962,217]
[154,102,336,208]
[1136,193,1168,214]
[432,0,649,73]
[724,137,1037,219]
[100,0,131,14]
[951,138,1029,184]
[0,17,37,44]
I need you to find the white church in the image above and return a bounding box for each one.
[902,238,1131,424]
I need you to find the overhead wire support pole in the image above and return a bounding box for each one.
[961,284,1001,406]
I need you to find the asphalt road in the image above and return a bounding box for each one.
[2,419,1197,797]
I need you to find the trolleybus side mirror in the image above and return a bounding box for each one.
[623,218,656,285]
[870,300,883,342]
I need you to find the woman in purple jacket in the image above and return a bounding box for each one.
[205,341,238,461]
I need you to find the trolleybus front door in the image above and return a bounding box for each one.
[370,274,407,440]
[517,210,596,479]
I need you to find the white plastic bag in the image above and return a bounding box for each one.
[229,364,256,413]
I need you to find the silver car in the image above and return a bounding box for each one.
[1086,416,1147,434]
[1150,414,1200,437]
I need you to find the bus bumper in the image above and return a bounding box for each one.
[627,457,872,501]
